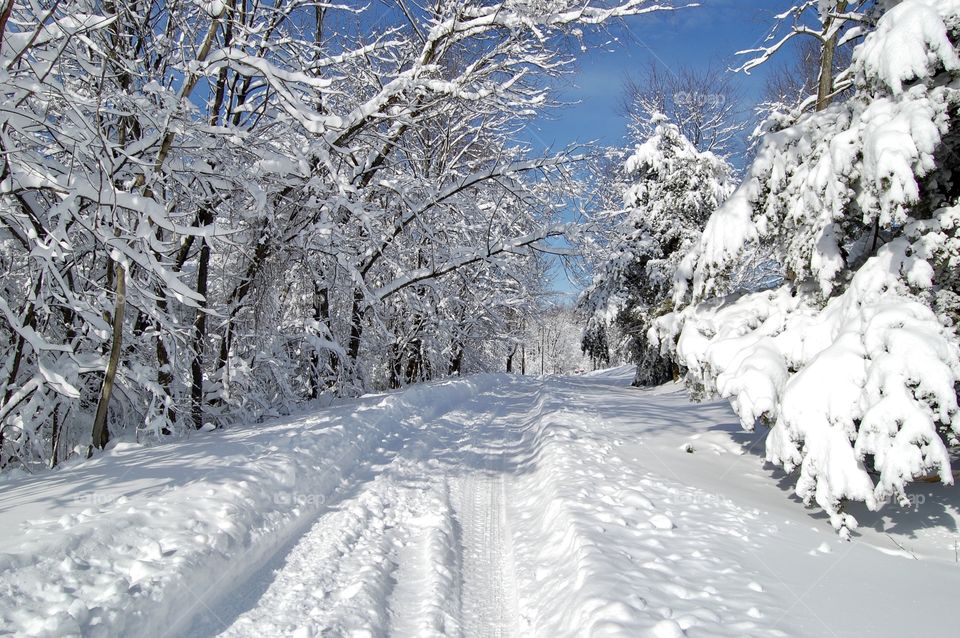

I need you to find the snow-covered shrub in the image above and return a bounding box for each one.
[655,0,960,536]
[579,116,733,385]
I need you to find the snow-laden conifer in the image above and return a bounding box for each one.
[655,0,960,536]
[580,116,733,385]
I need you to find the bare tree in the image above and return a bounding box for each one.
[761,37,854,113]
[619,62,746,156]
[737,1,873,113]
[0,0,680,470]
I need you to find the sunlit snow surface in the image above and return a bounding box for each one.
[0,371,957,636]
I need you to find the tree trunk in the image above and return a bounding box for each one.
[815,1,847,112]
[389,341,403,389]
[404,339,423,384]
[91,261,126,450]
[189,24,228,429]
[215,219,273,375]
[0,0,16,50]
[309,280,337,398]
[347,288,365,367]
[190,212,213,430]
[540,327,545,375]
[50,404,62,468]
[1,274,42,407]
[155,324,174,430]
[449,343,464,376]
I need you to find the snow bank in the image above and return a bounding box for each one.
[583,364,636,379]
[3,372,957,636]
[0,378,480,636]
[509,377,790,637]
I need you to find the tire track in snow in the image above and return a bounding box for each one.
[184,385,481,638]
[385,480,462,637]
[454,408,522,638]
[193,379,536,638]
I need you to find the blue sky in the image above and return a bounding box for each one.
[524,0,800,150]
[535,0,801,296]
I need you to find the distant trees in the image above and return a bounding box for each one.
[580,320,613,371]
[620,63,746,157]
[500,303,590,375]
[577,61,742,383]
[532,305,591,375]
[0,0,676,470]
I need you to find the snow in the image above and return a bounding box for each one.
[853,0,960,95]
[1,372,957,636]
[673,183,760,303]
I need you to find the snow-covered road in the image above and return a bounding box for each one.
[1,371,957,637]
[198,384,538,638]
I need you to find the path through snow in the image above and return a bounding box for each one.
[1,371,958,637]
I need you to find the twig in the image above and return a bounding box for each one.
[886,533,918,560]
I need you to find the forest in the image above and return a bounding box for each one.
[2,0,960,539]
[0,0,612,468]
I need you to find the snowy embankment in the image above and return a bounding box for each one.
[0,380,479,636]
[1,372,958,637]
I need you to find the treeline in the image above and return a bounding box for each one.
[0,0,669,469]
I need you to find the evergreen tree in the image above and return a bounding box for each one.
[580,115,733,385]
[657,0,960,537]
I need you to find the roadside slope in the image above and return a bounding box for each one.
[0,378,482,637]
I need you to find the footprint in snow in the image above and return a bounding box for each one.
[619,490,654,511]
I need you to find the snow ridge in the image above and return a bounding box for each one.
[508,378,789,637]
